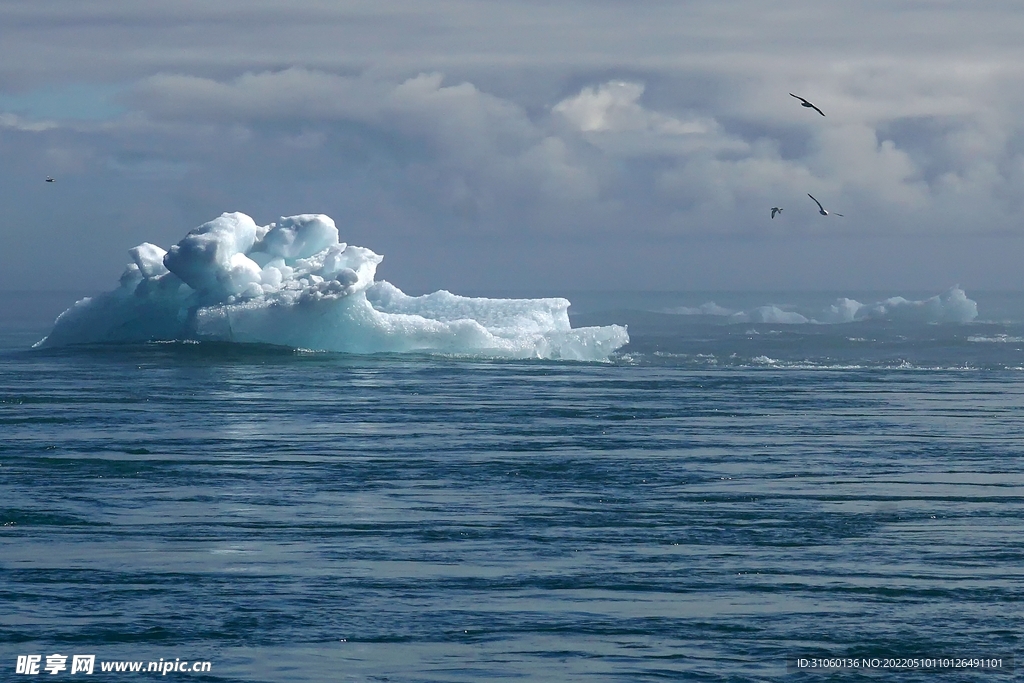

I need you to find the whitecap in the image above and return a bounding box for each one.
[967,334,1024,343]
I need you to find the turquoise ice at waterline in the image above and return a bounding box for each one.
[37,212,628,360]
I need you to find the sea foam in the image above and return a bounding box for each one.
[37,212,629,360]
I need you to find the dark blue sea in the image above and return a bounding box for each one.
[2,289,1022,681]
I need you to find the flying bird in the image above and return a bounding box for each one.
[790,93,825,117]
[771,207,783,219]
[808,194,842,217]
[45,176,55,182]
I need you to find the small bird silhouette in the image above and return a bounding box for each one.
[771,207,783,219]
[790,93,825,117]
[45,176,55,182]
[808,194,842,216]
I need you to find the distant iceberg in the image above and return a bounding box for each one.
[37,212,628,360]
[665,287,977,325]
[818,287,977,324]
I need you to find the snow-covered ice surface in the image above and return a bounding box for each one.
[36,212,628,360]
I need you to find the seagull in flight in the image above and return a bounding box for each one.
[808,194,842,217]
[45,176,55,182]
[790,93,825,117]
[771,207,783,219]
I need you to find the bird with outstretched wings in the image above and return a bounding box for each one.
[790,93,825,117]
[808,194,842,216]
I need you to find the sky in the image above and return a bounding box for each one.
[2,0,1024,294]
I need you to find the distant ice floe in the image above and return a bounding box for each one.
[37,212,628,360]
[666,287,977,325]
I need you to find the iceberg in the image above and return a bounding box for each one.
[818,287,978,324]
[36,212,629,361]
[665,287,977,325]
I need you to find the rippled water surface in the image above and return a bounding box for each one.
[2,291,1023,681]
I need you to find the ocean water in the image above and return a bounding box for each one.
[2,289,1023,682]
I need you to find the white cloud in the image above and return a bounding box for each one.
[554,81,706,135]
[0,113,58,132]
[16,66,1024,242]
[6,2,1024,288]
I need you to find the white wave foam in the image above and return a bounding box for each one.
[36,212,628,360]
[967,334,1024,343]
[664,287,977,325]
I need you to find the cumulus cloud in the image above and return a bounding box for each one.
[6,1,1024,289]
[132,69,384,122]
[12,65,1024,246]
[12,64,1024,242]
[125,69,609,231]
[554,81,706,135]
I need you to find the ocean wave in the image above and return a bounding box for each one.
[36,212,628,360]
[622,356,985,371]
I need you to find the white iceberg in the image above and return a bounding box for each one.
[664,287,977,325]
[819,287,977,324]
[37,212,628,361]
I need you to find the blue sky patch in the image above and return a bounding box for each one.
[0,83,126,121]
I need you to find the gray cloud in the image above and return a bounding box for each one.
[3,1,1024,292]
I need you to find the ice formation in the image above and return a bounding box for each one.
[819,287,977,324]
[37,212,629,360]
[666,287,977,325]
